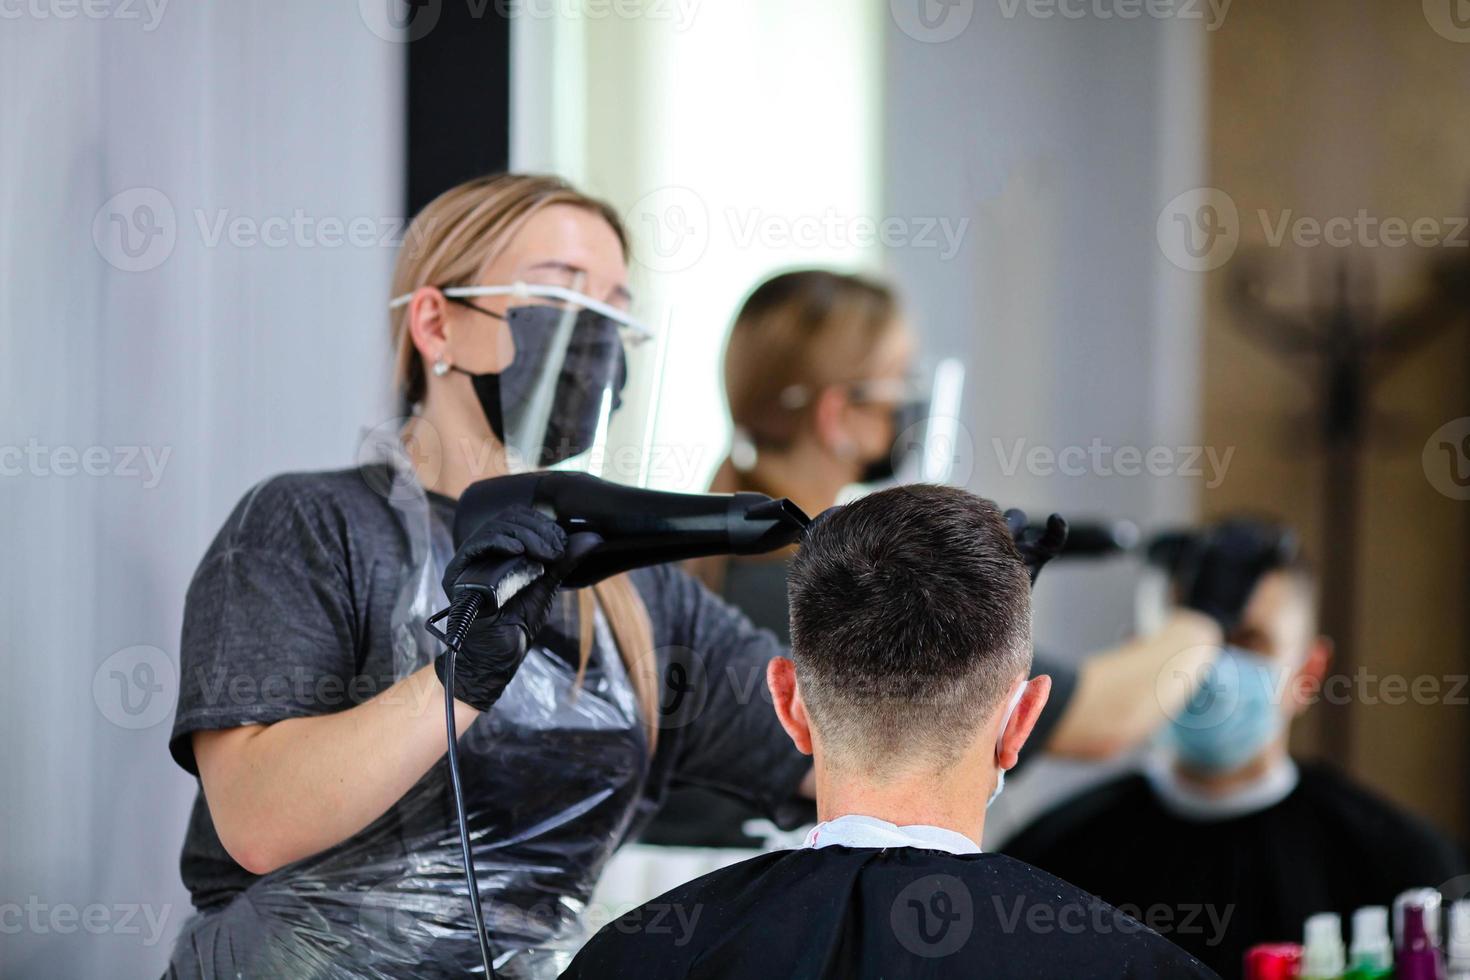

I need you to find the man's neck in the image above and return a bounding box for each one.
[814,757,991,846]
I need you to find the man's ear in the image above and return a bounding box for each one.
[767,657,813,756]
[997,675,1052,771]
[1288,636,1333,718]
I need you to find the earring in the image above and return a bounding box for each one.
[432,357,451,377]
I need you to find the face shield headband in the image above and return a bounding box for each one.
[389,282,653,469]
[760,357,966,486]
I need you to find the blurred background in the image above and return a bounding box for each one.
[2,0,1468,974]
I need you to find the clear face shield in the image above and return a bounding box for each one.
[854,356,968,485]
[389,276,657,476]
[757,356,968,490]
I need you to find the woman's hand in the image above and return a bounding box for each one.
[438,506,600,711]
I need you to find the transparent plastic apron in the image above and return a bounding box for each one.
[169,445,649,979]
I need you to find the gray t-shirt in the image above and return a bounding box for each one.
[170,465,812,921]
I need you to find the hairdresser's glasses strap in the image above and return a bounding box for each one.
[388,282,651,339]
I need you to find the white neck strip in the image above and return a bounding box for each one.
[803,814,981,855]
[1144,753,1300,822]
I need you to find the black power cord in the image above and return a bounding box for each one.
[426,591,497,980]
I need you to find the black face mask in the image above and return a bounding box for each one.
[450,303,628,468]
[859,399,928,484]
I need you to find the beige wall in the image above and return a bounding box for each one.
[1202,0,1470,841]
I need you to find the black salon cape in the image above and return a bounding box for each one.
[1004,763,1466,980]
[561,846,1218,979]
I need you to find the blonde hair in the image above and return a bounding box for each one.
[711,269,899,495]
[391,173,658,749]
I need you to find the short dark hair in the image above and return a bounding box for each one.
[787,484,1033,773]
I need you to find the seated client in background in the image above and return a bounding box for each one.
[565,484,1218,979]
[1004,519,1466,978]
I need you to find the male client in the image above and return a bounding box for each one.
[1004,520,1465,978]
[563,484,1216,979]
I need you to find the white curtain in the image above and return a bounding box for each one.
[0,6,402,975]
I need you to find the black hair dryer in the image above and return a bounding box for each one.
[453,471,811,596]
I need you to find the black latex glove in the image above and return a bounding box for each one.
[1175,517,1297,636]
[436,506,601,712]
[1005,509,1070,585]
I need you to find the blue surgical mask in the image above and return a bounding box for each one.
[1162,646,1286,773]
